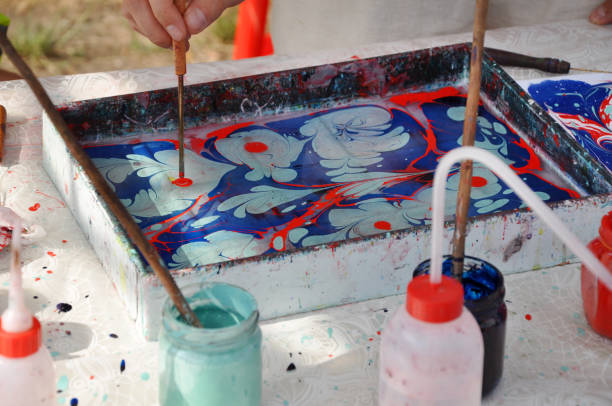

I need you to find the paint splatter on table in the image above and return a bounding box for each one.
[84,87,578,269]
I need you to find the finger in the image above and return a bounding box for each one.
[184,0,242,35]
[590,0,612,25]
[126,0,173,48]
[149,0,188,42]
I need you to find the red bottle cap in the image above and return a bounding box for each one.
[599,210,612,250]
[0,317,42,358]
[406,274,464,323]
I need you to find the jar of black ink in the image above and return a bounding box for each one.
[413,255,507,396]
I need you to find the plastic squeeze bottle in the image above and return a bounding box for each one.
[379,274,484,405]
[582,210,612,339]
[0,207,55,405]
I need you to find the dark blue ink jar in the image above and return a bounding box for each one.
[413,255,507,396]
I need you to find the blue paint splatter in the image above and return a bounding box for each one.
[50,351,60,358]
[57,375,69,392]
[56,303,73,313]
[102,394,108,402]
[70,398,78,406]
[560,365,569,372]
[327,327,333,339]
[120,359,126,373]
[300,335,313,344]
[141,372,150,381]
[577,328,586,337]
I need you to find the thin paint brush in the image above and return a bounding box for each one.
[451,0,489,279]
[174,0,187,181]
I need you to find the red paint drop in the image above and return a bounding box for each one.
[62,240,67,244]
[46,270,53,274]
[368,338,374,342]
[35,277,40,282]
[471,176,488,187]
[47,251,56,257]
[172,177,193,187]
[376,331,381,335]
[244,141,268,153]
[89,375,94,380]
[28,203,41,211]
[525,314,532,321]
[374,221,392,231]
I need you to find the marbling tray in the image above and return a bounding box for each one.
[42,43,612,339]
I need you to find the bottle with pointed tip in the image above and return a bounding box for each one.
[0,207,55,405]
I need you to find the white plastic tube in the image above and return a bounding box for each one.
[430,146,612,290]
[0,207,33,332]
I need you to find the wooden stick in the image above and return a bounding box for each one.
[484,47,570,74]
[174,0,187,179]
[0,104,5,163]
[0,29,202,328]
[451,0,489,279]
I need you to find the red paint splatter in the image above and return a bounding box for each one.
[244,141,268,153]
[28,203,40,211]
[389,87,462,107]
[328,354,333,358]
[35,277,40,282]
[374,221,392,231]
[47,251,56,257]
[350,55,360,60]
[206,122,254,140]
[89,375,94,380]
[525,314,532,321]
[376,331,381,335]
[172,177,193,187]
[62,240,67,244]
[471,176,487,187]
[368,338,374,342]
[46,270,53,274]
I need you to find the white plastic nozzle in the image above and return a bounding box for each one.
[430,146,612,290]
[0,207,33,333]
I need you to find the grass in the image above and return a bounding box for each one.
[0,0,236,77]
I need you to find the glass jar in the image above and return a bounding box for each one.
[414,255,507,396]
[159,282,262,406]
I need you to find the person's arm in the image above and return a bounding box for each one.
[122,0,243,48]
[590,0,612,25]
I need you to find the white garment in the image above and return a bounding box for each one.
[269,0,602,55]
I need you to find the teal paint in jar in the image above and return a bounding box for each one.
[159,282,262,406]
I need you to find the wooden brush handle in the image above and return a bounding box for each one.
[173,0,187,76]
[0,104,5,163]
[484,47,570,74]
[451,0,489,278]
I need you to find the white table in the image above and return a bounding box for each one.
[0,18,611,405]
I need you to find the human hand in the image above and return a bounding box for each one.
[122,0,243,48]
[590,0,612,25]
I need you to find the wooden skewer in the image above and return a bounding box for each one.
[0,104,5,163]
[174,0,187,179]
[0,29,203,328]
[451,0,489,279]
